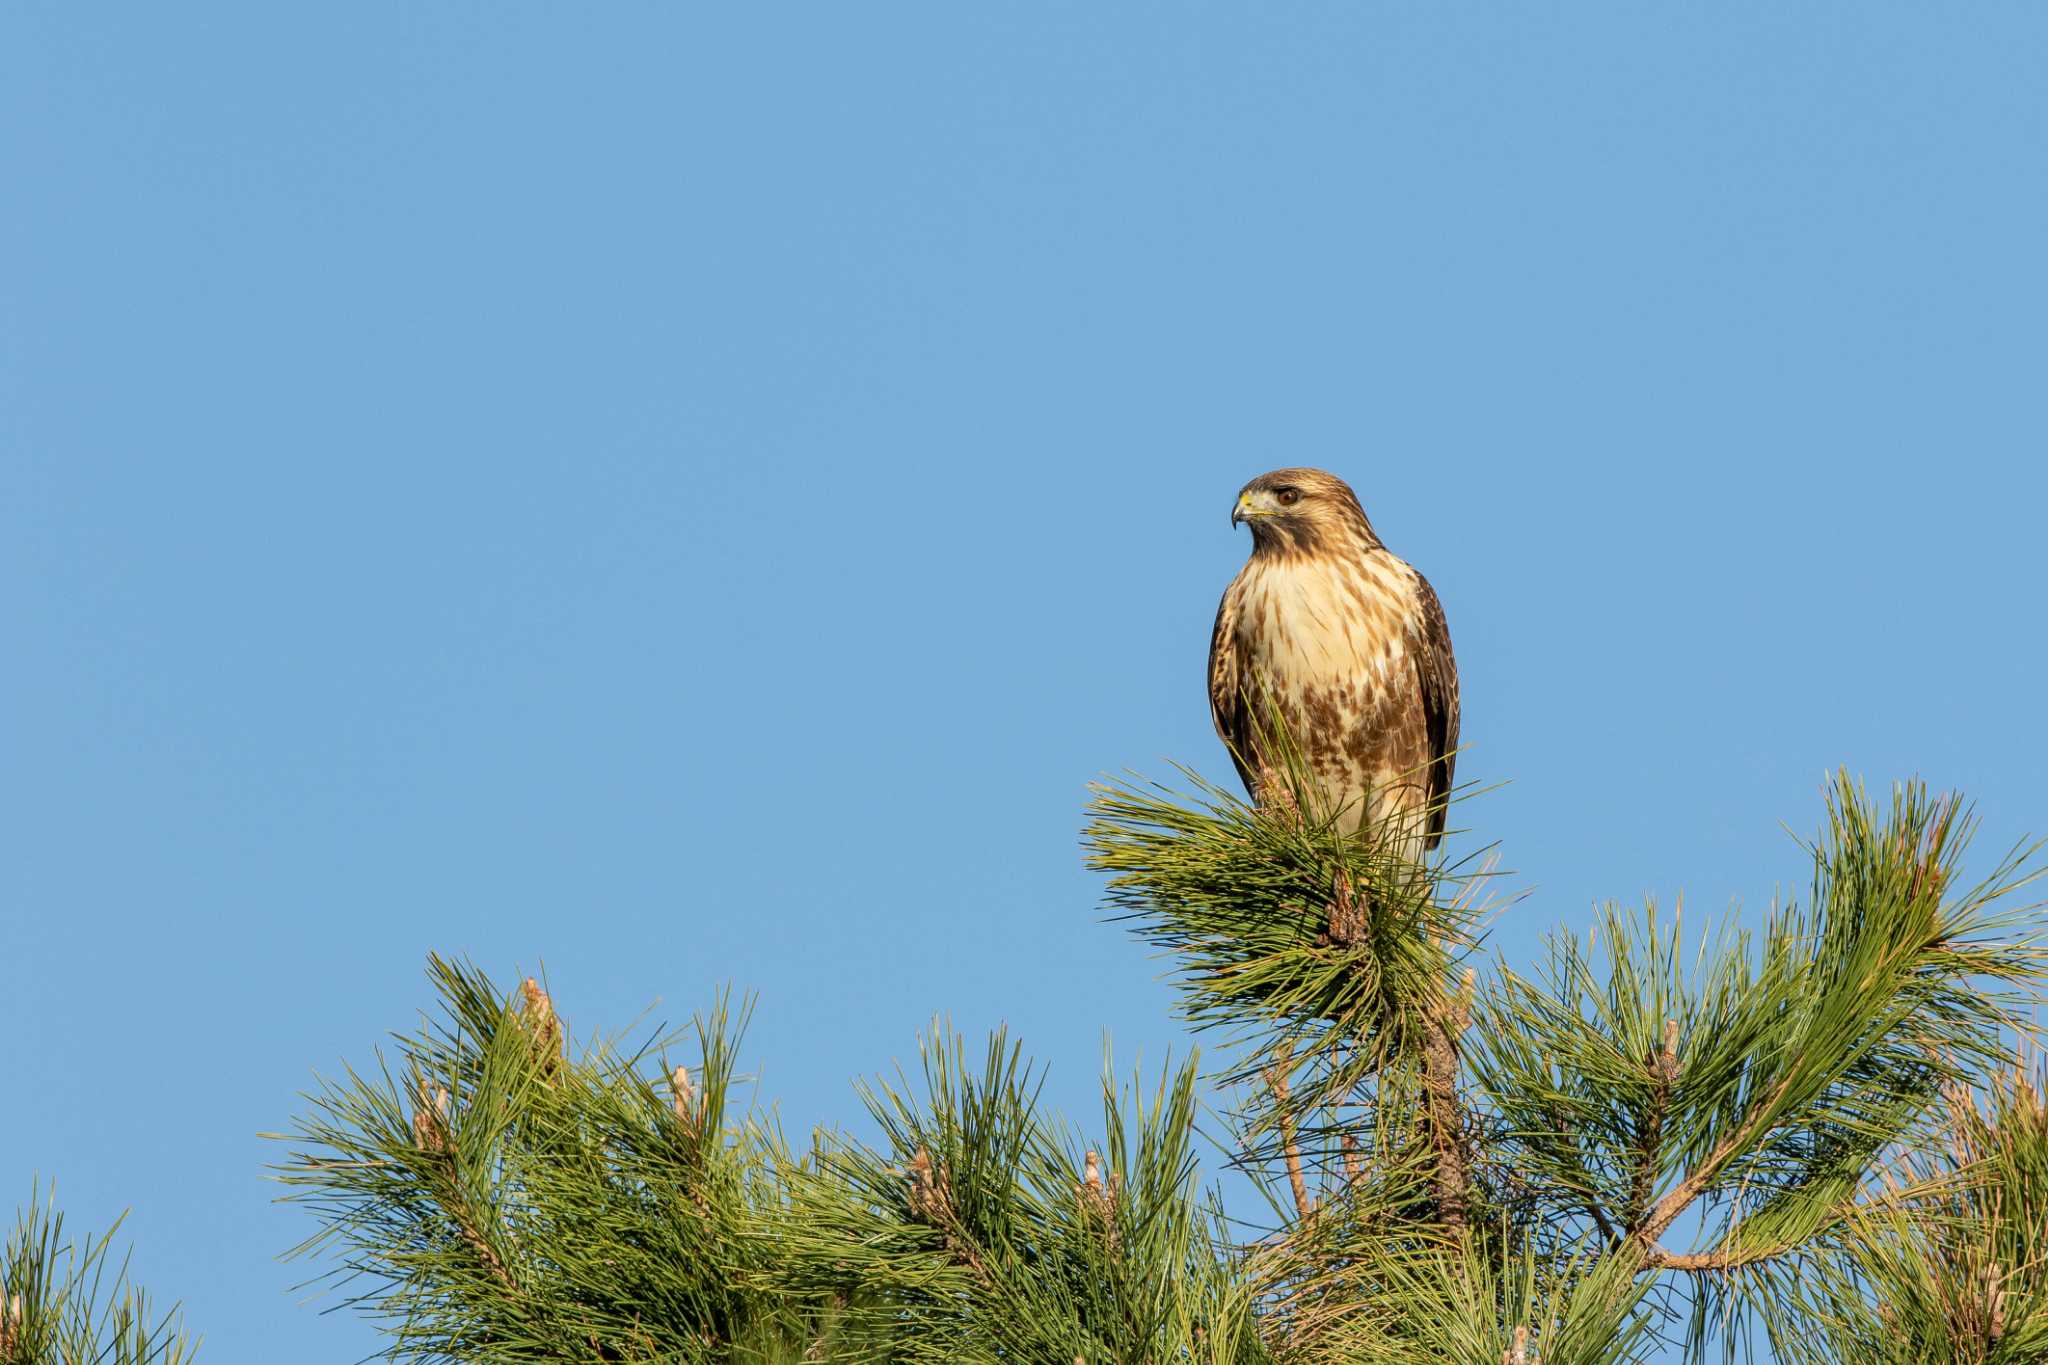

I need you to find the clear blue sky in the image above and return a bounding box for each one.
[4,4,2044,1360]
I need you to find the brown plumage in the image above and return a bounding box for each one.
[1208,468,1459,849]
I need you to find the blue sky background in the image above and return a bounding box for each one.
[4,4,2045,1360]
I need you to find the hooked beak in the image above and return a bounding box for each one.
[1231,491,1258,528]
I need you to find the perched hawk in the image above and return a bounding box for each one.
[1208,468,1459,850]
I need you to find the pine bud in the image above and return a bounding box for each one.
[521,977,562,1072]
[1079,1150,1118,1238]
[670,1063,697,1123]
[412,1078,451,1153]
[906,1146,949,1222]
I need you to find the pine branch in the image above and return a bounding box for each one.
[1473,777,2043,1297]
[1082,756,1496,1243]
[1630,1072,1796,1252]
[255,772,2046,1365]
[2,1184,197,1365]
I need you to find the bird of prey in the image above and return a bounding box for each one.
[1208,468,1459,851]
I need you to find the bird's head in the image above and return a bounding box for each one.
[1231,468,1378,556]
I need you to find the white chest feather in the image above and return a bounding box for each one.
[1233,553,1416,691]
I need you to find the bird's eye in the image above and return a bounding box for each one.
[1276,487,1301,506]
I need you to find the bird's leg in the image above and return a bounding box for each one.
[1254,762,1300,826]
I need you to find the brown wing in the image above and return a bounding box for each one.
[1410,573,1460,848]
[1207,583,1259,796]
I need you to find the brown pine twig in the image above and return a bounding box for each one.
[450,1201,516,1290]
[1628,1019,1680,1231]
[408,1069,517,1289]
[1420,985,1469,1241]
[1267,1047,1314,1222]
[1631,1073,1796,1262]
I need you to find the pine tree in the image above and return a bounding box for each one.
[250,763,2046,1363]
